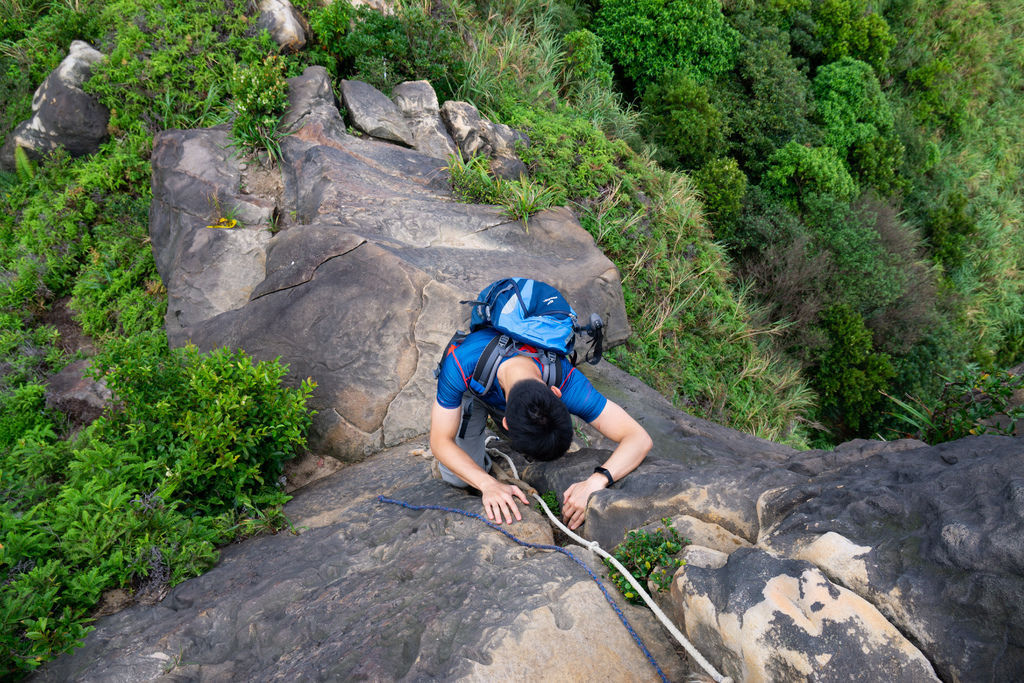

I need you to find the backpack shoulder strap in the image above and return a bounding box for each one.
[469,334,516,396]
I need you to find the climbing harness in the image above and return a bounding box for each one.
[378,444,733,683]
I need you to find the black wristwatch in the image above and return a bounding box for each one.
[594,466,615,487]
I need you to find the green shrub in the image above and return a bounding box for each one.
[641,70,726,170]
[593,0,740,91]
[762,141,857,211]
[718,7,817,179]
[814,303,895,435]
[886,366,1024,444]
[604,518,687,605]
[813,57,903,193]
[0,383,51,448]
[230,54,290,161]
[560,29,613,94]
[924,191,977,272]
[695,157,748,235]
[307,2,465,100]
[89,332,314,515]
[812,0,894,74]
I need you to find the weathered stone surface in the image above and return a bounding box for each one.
[674,547,939,682]
[43,359,110,426]
[759,436,1024,682]
[36,446,687,682]
[391,80,457,160]
[440,100,529,179]
[340,79,415,146]
[155,67,628,463]
[0,41,108,170]
[149,127,274,337]
[257,0,307,52]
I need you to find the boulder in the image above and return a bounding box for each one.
[44,359,111,426]
[0,41,109,170]
[674,547,939,682]
[148,126,275,336]
[36,445,687,682]
[340,79,415,146]
[759,436,1024,682]
[256,0,308,52]
[391,80,457,160]
[155,67,628,462]
[440,100,529,179]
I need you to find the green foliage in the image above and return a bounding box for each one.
[762,141,857,211]
[813,57,903,194]
[445,152,559,230]
[811,0,894,74]
[814,304,895,434]
[641,70,725,170]
[535,490,560,517]
[230,54,290,161]
[717,6,817,179]
[0,382,51,448]
[604,518,686,605]
[886,366,1024,444]
[695,157,748,235]
[0,333,314,674]
[13,147,35,183]
[559,29,613,94]
[89,333,314,516]
[924,192,976,272]
[593,0,740,91]
[307,1,465,100]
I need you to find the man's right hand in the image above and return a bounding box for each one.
[480,480,529,525]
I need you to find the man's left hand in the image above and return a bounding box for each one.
[561,474,608,530]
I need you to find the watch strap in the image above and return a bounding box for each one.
[594,466,615,487]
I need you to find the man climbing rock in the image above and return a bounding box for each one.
[430,278,652,530]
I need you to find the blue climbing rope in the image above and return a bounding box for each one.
[377,495,670,683]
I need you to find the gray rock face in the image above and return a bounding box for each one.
[675,547,938,682]
[340,79,415,146]
[149,126,275,336]
[441,100,529,179]
[43,359,110,426]
[256,0,308,52]
[36,446,686,682]
[0,41,109,170]
[391,80,457,160]
[155,66,628,462]
[759,436,1024,682]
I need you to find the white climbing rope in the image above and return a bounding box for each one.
[484,443,732,683]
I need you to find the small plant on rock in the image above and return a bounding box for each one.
[604,518,687,605]
[230,55,290,163]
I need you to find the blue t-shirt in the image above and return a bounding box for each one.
[436,329,607,422]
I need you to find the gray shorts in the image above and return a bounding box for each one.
[437,395,502,488]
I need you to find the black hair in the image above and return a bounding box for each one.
[505,379,573,461]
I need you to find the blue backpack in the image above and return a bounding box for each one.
[438,277,605,398]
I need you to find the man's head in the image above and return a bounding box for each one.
[504,379,573,461]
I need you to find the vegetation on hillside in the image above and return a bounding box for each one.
[1,0,1021,672]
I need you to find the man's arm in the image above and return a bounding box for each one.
[429,400,528,524]
[561,400,652,530]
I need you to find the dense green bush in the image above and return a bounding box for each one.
[813,57,903,193]
[0,333,313,674]
[230,54,290,161]
[560,29,613,94]
[923,191,977,272]
[641,69,726,170]
[307,1,465,99]
[761,141,857,211]
[695,157,747,234]
[814,303,895,435]
[593,0,740,91]
[811,0,894,74]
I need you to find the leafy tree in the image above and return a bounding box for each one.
[813,57,903,193]
[560,29,614,93]
[593,0,740,91]
[761,141,857,211]
[695,157,748,235]
[812,0,894,73]
[815,303,895,434]
[642,70,726,170]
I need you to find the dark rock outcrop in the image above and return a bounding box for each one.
[36,446,686,682]
[0,41,109,170]
[43,359,110,426]
[340,78,415,146]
